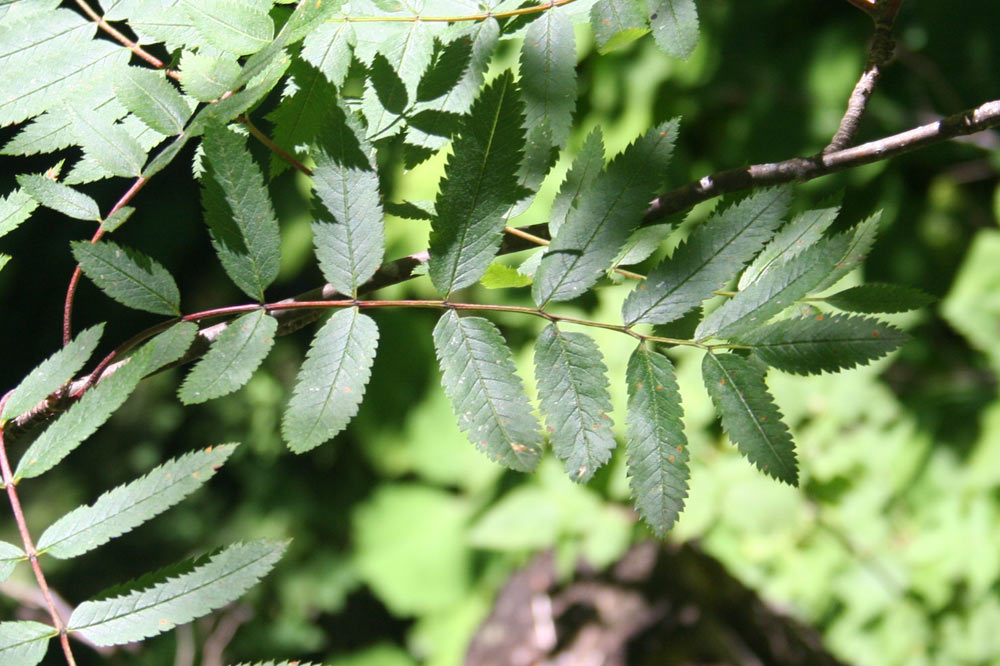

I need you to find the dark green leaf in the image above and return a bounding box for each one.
[369,52,408,116]
[406,109,462,137]
[433,311,542,472]
[615,224,673,267]
[417,36,471,103]
[739,205,839,290]
[533,120,678,305]
[702,352,797,485]
[144,321,200,374]
[178,310,276,404]
[101,205,135,232]
[72,240,181,315]
[265,60,337,177]
[428,71,527,295]
[384,199,434,220]
[625,345,688,536]
[814,211,882,292]
[114,66,192,136]
[823,283,936,313]
[520,8,576,149]
[282,308,379,453]
[2,324,103,422]
[549,127,605,236]
[591,0,649,54]
[623,188,790,325]
[736,313,909,375]
[16,174,100,221]
[311,103,384,295]
[534,325,615,482]
[647,0,699,59]
[0,621,53,666]
[200,121,281,301]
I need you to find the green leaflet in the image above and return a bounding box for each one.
[16,173,100,221]
[1,324,103,422]
[549,128,603,236]
[178,310,276,404]
[416,36,471,103]
[109,1,202,50]
[702,352,797,485]
[814,211,882,292]
[534,325,616,482]
[433,311,542,472]
[311,103,385,296]
[13,341,159,481]
[591,0,649,54]
[231,663,323,666]
[695,234,850,340]
[520,7,576,150]
[615,224,673,267]
[200,121,281,301]
[265,60,337,177]
[282,308,379,453]
[188,53,290,132]
[0,187,38,238]
[428,71,527,296]
[301,20,355,88]
[533,120,679,306]
[377,18,436,101]
[37,444,237,559]
[0,253,8,274]
[622,188,791,325]
[178,51,242,102]
[362,53,408,138]
[625,345,688,537]
[0,621,54,666]
[72,239,181,315]
[101,205,135,233]
[67,539,286,646]
[823,283,936,313]
[647,0,699,59]
[114,66,192,136]
[0,541,25,583]
[0,8,93,74]
[181,0,274,56]
[142,133,194,181]
[64,104,146,178]
[735,313,909,375]
[738,205,839,290]
[480,262,532,289]
[144,321,200,374]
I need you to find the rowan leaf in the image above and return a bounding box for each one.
[647,0,698,59]
[735,314,909,375]
[591,0,649,54]
[622,188,791,325]
[72,240,181,315]
[0,187,38,238]
[311,103,384,295]
[301,21,355,87]
[738,205,839,290]
[265,60,337,177]
[0,541,24,583]
[16,173,100,221]
[178,51,242,102]
[37,445,238,559]
[144,321,200,374]
[534,325,615,482]
[64,104,146,178]
[1,323,103,422]
[0,253,8,274]
[814,211,882,292]
[480,262,532,289]
[548,127,605,236]
[0,621,53,666]
[695,234,850,340]
[823,282,935,313]
[702,352,797,485]
[282,308,379,453]
[114,66,192,136]
[378,17,435,101]
[181,0,274,56]
[14,341,155,481]
[200,121,281,301]
[433,310,542,472]
[625,345,688,536]
[520,7,576,150]
[534,119,678,305]
[67,540,286,646]
[428,71,527,295]
[368,52,408,116]
[178,310,276,404]
[416,35,471,103]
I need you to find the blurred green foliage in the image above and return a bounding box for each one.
[1,1,999,665]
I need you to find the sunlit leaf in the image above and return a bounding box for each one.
[64,104,146,178]
[178,310,276,404]
[591,0,649,54]
[520,7,576,150]
[813,211,882,292]
[178,51,242,102]
[548,127,605,236]
[181,0,274,56]
[16,173,101,221]
[0,621,53,666]
[114,66,192,136]
[480,262,532,289]
[301,20,355,87]
[0,187,38,239]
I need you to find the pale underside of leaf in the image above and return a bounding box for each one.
[433,310,542,472]
[534,324,616,482]
[0,541,26,583]
[114,66,192,136]
[0,621,54,666]
[64,104,146,178]
[520,7,576,150]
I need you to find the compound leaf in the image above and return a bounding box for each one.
[178,310,276,404]
[534,325,615,483]
[622,187,791,325]
[0,621,53,666]
[738,205,839,290]
[282,308,379,453]
[311,103,384,295]
[520,7,576,150]
[695,234,850,340]
[647,0,699,59]
[2,323,103,422]
[72,239,180,315]
[16,174,100,221]
[428,70,526,295]
[534,119,678,305]
[591,0,649,54]
[68,539,286,646]
[0,541,25,583]
[433,310,542,472]
[735,313,909,375]
[702,352,797,485]
[14,341,155,481]
[823,282,935,313]
[200,121,281,301]
[625,345,688,537]
[37,444,237,559]
[114,66,192,136]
